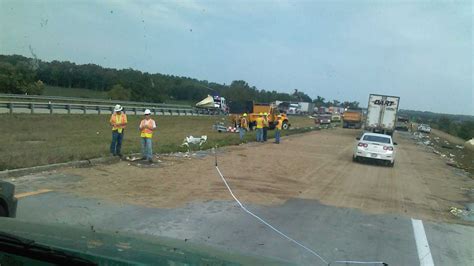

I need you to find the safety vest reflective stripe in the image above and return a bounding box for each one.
[140,119,155,138]
[111,114,127,133]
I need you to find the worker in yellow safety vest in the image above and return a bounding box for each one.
[262,112,269,142]
[239,113,249,142]
[274,115,283,144]
[255,113,264,142]
[109,104,128,157]
[139,109,157,163]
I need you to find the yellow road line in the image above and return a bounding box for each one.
[16,189,53,199]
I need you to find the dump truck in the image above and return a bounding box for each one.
[342,109,362,128]
[395,116,409,131]
[230,102,290,130]
[365,94,400,135]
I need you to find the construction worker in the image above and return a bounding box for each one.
[262,112,269,142]
[239,113,249,142]
[139,109,157,163]
[109,104,127,157]
[256,112,264,142]
[274,115,283,144]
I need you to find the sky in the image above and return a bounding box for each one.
[0,0,472,115]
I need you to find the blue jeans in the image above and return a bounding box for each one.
[256,128,263,142]
[263,127,268,141]
[141,138,153,160]
[275,129,281,144]
[110,130,124,155]
[239,128,246,141]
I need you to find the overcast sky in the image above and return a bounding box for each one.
[0,0,472,115]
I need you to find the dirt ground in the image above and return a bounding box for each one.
[50,128,473,225]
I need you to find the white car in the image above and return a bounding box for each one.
[418,124,431,133]
[353,132,397,167]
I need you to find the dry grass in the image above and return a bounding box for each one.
[0,114,316,170]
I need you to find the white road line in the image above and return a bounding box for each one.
[411,218,435,266]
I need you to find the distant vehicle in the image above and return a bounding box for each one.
[0,181,17,218]
[287,103,299,114]
[365,94,400,136]
[298,102,315,114]
[315,114,331,125]
[395,116,409,131]
[195,95,227,113]
[418,124,431,133]
[331,113,341,122]
[353,132,397,167]
[342,110,362,129]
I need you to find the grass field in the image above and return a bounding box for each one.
[0,114,316,170]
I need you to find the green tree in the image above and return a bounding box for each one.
[437,116,452,132]
[313,96,326,107]
[107,84,131,100]
[25,80,45,95]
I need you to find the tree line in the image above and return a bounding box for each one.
[0,54,359,108]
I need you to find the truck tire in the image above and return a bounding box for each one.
[282,121,289,130]
[0,204,7,217]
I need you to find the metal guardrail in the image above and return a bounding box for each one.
[0,93,193,109]
[0,101,214,116]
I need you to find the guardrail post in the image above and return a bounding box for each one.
[97,106,101,115]
[8,103,13,114]
[48,103,53,114]
[153,108,157,115]
[67,104,71,114]
[169,109,173,116]
[83,105,87,114]
[134,107,137,115]
[110,107,114,114]
[30,103,35,114]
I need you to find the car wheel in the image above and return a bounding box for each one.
[352,155,358,162]
[282,121,289,130]
[389,161,395,167]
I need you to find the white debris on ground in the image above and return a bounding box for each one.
[412,131,468,171]
[181,135,208,148]
[450,206,473,217]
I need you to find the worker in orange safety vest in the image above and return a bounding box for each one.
[109,104,127,157]
[239,113,249,142]
[139,109,157,163]
[274,115,283,144]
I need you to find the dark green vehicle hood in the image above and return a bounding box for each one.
[0,218,292,265]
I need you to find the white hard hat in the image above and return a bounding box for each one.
[144,109,151,115]
[114,104,123,112]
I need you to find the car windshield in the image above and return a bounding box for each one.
[1,1,472,266]
[363,135,391,144]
